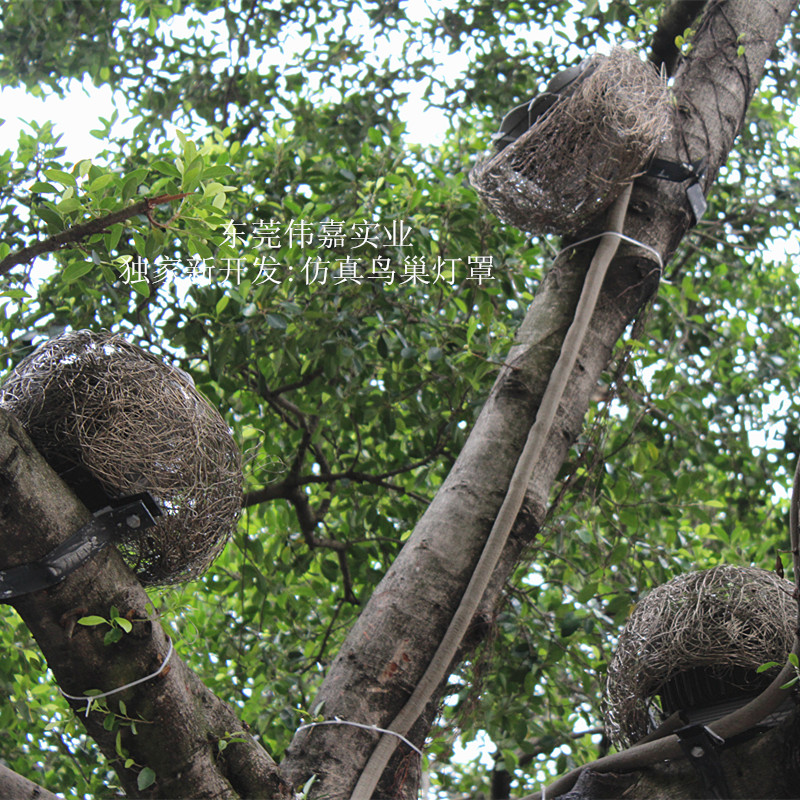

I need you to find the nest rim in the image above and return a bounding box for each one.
[604,564,796,748]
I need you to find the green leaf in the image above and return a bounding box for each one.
[104,629,124,645]
[376,335,389,359]
[137,767,156,791]
[151,159,181,177]
[30,181,58,193]
[131,280,151,298]
[77,616,108,627]
[88,173,116,192]
[266,313,287,330]
[43,168,77,187]
[115,617,133,634]
[61,262,95,284]
[576,527,593,544]
[216,295,230,315]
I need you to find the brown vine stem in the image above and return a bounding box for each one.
[0,192,192,277]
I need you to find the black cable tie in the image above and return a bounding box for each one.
[646,157,705,183]
[676,723,730,799]
[646,156,708,226]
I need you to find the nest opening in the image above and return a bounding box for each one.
[0,330,242,585]
[604,565,796,748]
[470,47,671,235]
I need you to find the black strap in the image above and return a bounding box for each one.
[0,493,161,602]
[646,157,706,183]
[646,156,708,226]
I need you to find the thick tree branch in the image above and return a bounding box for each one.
[0,409,292,799]
[0,763,61,800]
[280,1,798,797]
[0,193,191,276]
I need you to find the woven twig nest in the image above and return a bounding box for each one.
[470,47,671,235]
[604,565,796,748]
[0,330,242,585]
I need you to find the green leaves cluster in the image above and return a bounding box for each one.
[78,606,135,646]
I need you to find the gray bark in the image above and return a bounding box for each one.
[0,408,292,799]
[281,0,800,796]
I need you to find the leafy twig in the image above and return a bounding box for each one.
[0,193,192,276]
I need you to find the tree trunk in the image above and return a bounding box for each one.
[0,408,293,799]
[281,0,799,796]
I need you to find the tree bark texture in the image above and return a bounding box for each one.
[0,409,293,800]
[280,0,800,797]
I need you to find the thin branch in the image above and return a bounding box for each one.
[243,468,432,508]
[290,419,317,479]
[53,728,92,786]
[336,548,359,605]
[270,367,325,397]
[0,193,192,276]
[243,420,450,508]
[300,599,346,675]
[262,390,305,429]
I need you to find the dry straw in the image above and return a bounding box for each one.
[470,47,671,235]
[604,565,796,748]
[0,330,242,585]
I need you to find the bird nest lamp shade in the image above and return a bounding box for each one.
[604,565,796,748]
[470,47,671,235]
[0,330,243,585]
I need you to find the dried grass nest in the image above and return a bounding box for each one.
[0,330,242,585]
[470,46,671,235]
[604,565,796,748]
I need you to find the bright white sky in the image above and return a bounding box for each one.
[0,0,466,164]
[0,81,121,164]
[0,74,457,165]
